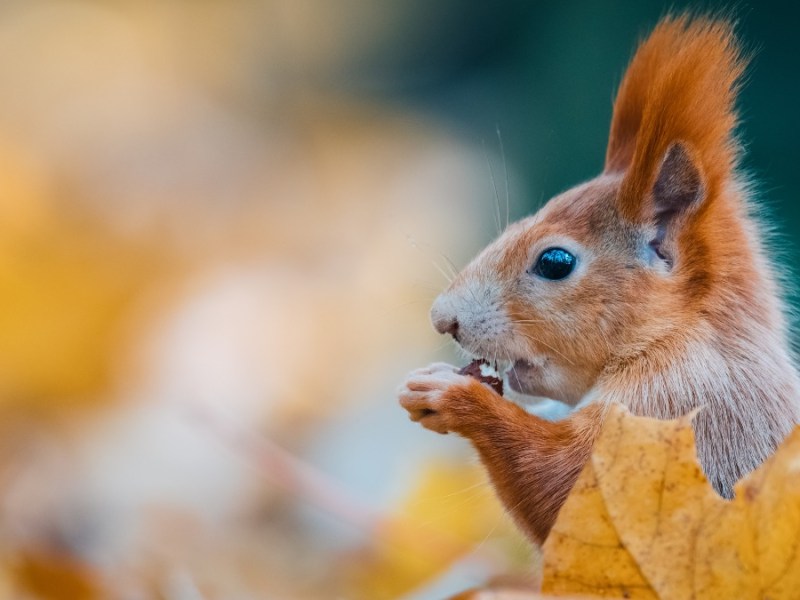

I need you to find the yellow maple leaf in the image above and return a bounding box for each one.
[542,404,800,598]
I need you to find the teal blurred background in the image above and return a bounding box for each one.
[344,0,799,257]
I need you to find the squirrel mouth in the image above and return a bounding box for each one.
[461,356,543,396]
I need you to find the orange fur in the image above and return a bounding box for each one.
[607,16,745,208]
[402,371,603,544]
[400,15,800,546]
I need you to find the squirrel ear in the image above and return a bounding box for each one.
[648,142,705,266]
[653,142,704,217]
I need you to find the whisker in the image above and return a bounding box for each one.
[435,479,492,502]
[428,337,455,354]
[496,125,510,229]
[494,344,522,389]
[469,490,530,556]
[432,261,453,284]
[406,235,453,284]
[461,278,481,308]
[469,515,502,557]
[412,483,494,531]
[437,252,459,280]
[509,360,523,390]
[514,330,576,366]
[482,140,503,236]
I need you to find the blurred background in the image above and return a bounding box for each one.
[0,1,797,598]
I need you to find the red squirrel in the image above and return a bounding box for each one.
[399,15,800,545]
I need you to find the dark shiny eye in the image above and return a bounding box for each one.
[533,248,576,280]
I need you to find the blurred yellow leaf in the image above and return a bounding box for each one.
[346,460,528,600]
[542,404,800,598]
[0,145,167,411]
[10,550,102,600]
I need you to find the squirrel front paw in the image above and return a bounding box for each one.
[398,362,499,435]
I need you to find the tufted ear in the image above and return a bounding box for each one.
[648,142,705,267]
[608,17,745,223]
[605,22,684,174]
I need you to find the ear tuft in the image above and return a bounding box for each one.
[607,16,746,221]
[653,143,704,219]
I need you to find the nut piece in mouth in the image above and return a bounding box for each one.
[458,359,504,396]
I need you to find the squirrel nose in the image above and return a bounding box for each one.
[436,317,459,340]
[431,297,460,340]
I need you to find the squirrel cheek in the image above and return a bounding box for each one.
[510,358,588,406]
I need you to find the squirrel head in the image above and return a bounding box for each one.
[431,16,753,405]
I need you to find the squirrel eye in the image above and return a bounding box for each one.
[533,247,576,280]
